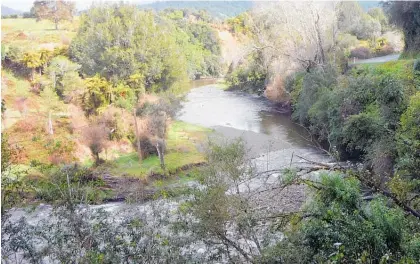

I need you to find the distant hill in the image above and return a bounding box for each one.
[1,5,23,16]
[139,1,253,19]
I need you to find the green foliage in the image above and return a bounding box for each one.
[227,12,251,35]
[81,75,112,116]
[46,55,83,99]
[337,1,381,40]
[160,9,222,79]
[343,108,383,153]
[31,164,108,204]
[1,134,28,213]
[292,66,338,126]
[368,7,389,32]
[289,61,417,163]
[396,92,420,178]
[226,57,268,95]
[265,173,419,263]
[2,45,24,63]
[40,85,61,112]
[70,5,189,94]
[21,51,43,69]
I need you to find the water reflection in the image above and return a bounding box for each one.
[179,81,316,153]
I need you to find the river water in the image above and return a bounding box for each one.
[180,79,327,169]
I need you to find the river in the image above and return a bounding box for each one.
[180,79,328,169]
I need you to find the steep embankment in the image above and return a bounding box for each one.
[217,29,242,68]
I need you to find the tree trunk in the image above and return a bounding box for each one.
[133,108,142,164]
[95,152,100,166]
[48,110,54,135]
[31,68,35,81]
[314,12,325,65]
[156,140,165,170]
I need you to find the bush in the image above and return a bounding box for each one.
[396,92,420,178]
[374,44,394,57]
[83,124,109,165]
[226,64,267,94]
[266,173,418,263]
[31,164,106,204]
[98,109,126,141]
[350,46,371,59]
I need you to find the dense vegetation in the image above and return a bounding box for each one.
[222,1,420,261]
[1,3,222,202]
[384,1,420,58]
[226,1,405,96]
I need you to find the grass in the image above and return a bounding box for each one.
[214,79,229,90]
[1,18,78,51]
[110,121,211,178]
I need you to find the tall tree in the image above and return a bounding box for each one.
[384,1,420,55]
[70,5,188,93]
[32,0,75,30]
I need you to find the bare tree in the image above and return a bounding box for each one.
[133,108,142,164]
[32,0,75,30]
[148,110,167,170]
[83,124,108,165]
[249,1,338,73]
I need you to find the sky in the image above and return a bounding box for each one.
[2,0,383,13]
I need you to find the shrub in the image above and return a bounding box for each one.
[83,124,109,165]
[267,173,417,263]
[374,44,394,57]
[396,92,420,178]
[140,136,158,158]
[13,119,41,133]
[350,46,371,59]
[30,164,106,204]
[98,108,126,141]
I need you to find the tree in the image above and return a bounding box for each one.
[46,56,83,100]
[22,51,42,80]
[368,7,389,32]
[70,5,188,93]
[32,0,75,30]
[384,1,420,55]
[148,109,168,170]
[81,75,112,116]
[40,86,61,135]
[142,96,182,169]
[83,124,108,165]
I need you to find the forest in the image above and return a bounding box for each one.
[1,1,420,263]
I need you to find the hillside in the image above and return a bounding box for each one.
[140,1,253,19]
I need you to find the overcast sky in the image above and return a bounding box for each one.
[1,0,154,12]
